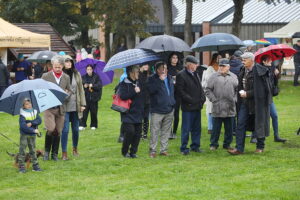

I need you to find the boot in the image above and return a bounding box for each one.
[62,152,69,161]
[73,147,79,156]
[274,136,287,143]
[51,135,60,161]
[44,133,52,160]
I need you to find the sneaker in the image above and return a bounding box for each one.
[130,154,138,158]
[91,127,96,130]
[123,153,131,158]
[149,152,156,158]
[210,146,217,151]
[19,166,26,173]
[160,152,168,156]
[79,126,85,131]
[181,149,190,155]
[32,164,42,172]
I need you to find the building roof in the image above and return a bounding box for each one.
[172,0,233,24]
[216,0,300,24]
[10,23,75,58]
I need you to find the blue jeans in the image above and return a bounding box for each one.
[210,117,233,148]
[207,113,213,130]
[270,102,278,137]
[61,112,79,152]
[180,111,201,152]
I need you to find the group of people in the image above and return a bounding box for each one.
[13,54,102,173]
[118,50,287,158]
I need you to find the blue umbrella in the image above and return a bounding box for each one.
[243,40,256,47]
[191,33,244,52]
[0,79,68,115]
[103,49,161,72]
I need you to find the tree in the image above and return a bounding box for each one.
[231,0,246,37]
[162,0,173,35]
[184,0,193,46]
[96,0,156,58]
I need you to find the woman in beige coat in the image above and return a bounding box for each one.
[61,55,86,160]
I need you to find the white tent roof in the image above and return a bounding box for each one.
[264,20,300,38]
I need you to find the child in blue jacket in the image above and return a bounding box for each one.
[18,98,42,173]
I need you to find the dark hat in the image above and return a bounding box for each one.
[219,58,230,66]
[185,55,199,64]
[233,50,243,57]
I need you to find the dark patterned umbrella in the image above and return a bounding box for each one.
[103,49,161,72]
[27,51,57,63]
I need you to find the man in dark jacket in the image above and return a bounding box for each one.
[229,52,272,155]
[0,58,9,97]
[176,56,206,155]
[12,54,32,83]
[293,40,300,86]
[148,62,175,157]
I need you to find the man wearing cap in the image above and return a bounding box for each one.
[176,55,206,155]
[12,54,32,83]
[293,40,300,86]
[228,52,272,155]
[42,55,71,161]
[205,58,238,150]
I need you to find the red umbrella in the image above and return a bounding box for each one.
[254,44,296,63]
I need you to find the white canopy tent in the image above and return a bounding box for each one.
[264,20,300,38]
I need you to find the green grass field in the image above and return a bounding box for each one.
[0,80,299,200]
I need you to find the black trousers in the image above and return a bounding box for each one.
[142,104,150,136]
[45,132,60,156]
[121,123,142,156]
[80,100,99,128]
[173,99,181,134]
[294,64,300,85]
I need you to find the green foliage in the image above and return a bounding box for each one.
[0,80,299,199]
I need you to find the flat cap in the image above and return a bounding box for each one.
[219,58,230,66]
[185,55,199,64]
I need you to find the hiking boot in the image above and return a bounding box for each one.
[160,152,168,156]
[32,164,42,172]
[43,151,49,161]
[19,166,26,173]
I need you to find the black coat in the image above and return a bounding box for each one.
[237,67,255,114]
[253,63,272,138]
[119,78,144,124]
[293,44,300,64]
[147,74,175,114]
[0,60,9,86]
[139,71,150,105]
[229,58,243,76]
[82,73,102,102]
[176,69,206,112]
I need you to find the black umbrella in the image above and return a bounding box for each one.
[135,34,191,52]
[292,32,300,38]
[27,50,57,63]
[191,33,244,52]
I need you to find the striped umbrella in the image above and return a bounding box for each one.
[103,49,161,72]
[255,38,272,45]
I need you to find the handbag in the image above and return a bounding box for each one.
[111,90,132,113]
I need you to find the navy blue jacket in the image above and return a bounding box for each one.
[119,78,144,124]
[147,74,175,114]
[229,58,243,76]
[19,109,41,136]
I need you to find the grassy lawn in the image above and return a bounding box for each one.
[0,79,299,200]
